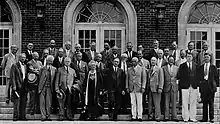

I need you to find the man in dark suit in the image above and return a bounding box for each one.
[162,56,179,121]
[10,53,28,121]
[186,41,198,64]
[85,41,98,63]
[178,52,199,122]
[147,39,159,61]
[72,43,87,62]
[198,41,213,66]
[106,58,125,121]
[25,43,34,64]
[51,48,65,114]
[46,40,58,57]
[199,53,218,123]
[124,42,137,67]
[100,42,111,66]
[106,46,120,69]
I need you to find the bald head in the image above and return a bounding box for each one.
[151,57,157,66]
[131,57,138,67]
[50,40,56,48]
[64,57,71,66]
[157,49,164,58]
[27,43,34,50]
[46,55,54,65]
[96,53,102,62]
[32,52,39,60]
[19,53,26,63]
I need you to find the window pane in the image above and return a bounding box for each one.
[116,40,121,48]
[85,30,90,39]
[109,40,115,48]
[216,42,220,49]
[190,31,195,40]
[0,49,3,57]
[85,40,90,48]
[79,40,84,48]
[4,30,9,38]
[216,60,220,68]
[202,32,207,40]
[216,32,220,40]
[216,51,220,59]
[0,39,3,47]
[104,30,109,39]
[0,30,3,38]
[4,39,9,47]
[110,30,115,39]
[91,30,96,39]
[4,49,9,55]
[196,41,202,49]
[196,32,201,40]
[116,30,121,39]
[3,77,6,85]
[79,30,84,39]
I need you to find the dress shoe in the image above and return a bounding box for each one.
[5,99,9,104]
[164,118,169,122]
[137,118,142,122]
[172,118,179,122]
[13,118,18,121]
[210,119,214,123]
[200,119,208,122]
[131,118,136,121]
[41,118,47,121]
[156,119,160,122]
[47,118,52,121]
[189,119,198,123]
[148,117,153,121]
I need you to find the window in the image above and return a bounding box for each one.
[188,2,220,24]
[78,30,96,52]
[189,31,207,53]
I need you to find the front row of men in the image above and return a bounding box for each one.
[10,51,218,123]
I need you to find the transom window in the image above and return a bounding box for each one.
[188,2,220,24]
[76,1,125,23]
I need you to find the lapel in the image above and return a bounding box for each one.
[131,66,136,75]
[151,66,156,76]
[165,65,171,76]
[17,62,23,75]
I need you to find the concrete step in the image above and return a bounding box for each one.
[0,114,219,122]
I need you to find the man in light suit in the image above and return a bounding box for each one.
[27,52,43,115]
[163,48,170,63]
[10,53,28,121]
[157,49,167,68]
[63,41,74,60]
[199,53,218,123]
[38,55,56,121]
[148,57,164,122]
[147,39,159,61]
[186,41,198,64]
[178,52,199,122]
[170,41,180,62]
[162,56,179,121]
[126,57,146,121]
[198,41,213,66]
[40,49,49,67]
[55,57,77,121]
[46,40,58,57]
[1,45,18,104]
[85,41,97,63]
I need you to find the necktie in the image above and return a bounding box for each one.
[115,67,117,73]
[123,62,126,71]
[78,61,80,70]
[48,66,51,82]
[67,66,69,74]
[205,64,208,76]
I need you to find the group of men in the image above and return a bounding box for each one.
[1,39,218,123]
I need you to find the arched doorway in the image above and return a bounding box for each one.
[0,0,22,95]
[63,0,137,52]
[178,0,220,86]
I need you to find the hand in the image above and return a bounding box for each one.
[141,88,145,93]
[122,91,125,95]
[158,89,162,94]
[126,88,130,93]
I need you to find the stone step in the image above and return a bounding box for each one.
[0,107,219,115]
[0,114,219,122]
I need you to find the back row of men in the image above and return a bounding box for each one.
[1,39,218,123]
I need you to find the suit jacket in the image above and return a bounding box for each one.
[147,49,158,61]
[157,58,167,68]
[138,58,150,70]
[72,51,87,63]
[38,66,56,93]
[85,50,98,63]
[52,56,64,69]
[169,49,180,62]
[199,64,219,93]
[25,50,33,63]
[106,67,125,93]
[186,49,198,64]
[63,49,74,60]
[55,66,76,92]
[198,50,214,65]
[106,53,120,68]
[10,62,28,96]
[162,65,179,92]
[148,65,164,92]
[178,62,199,89]
[46,47,58,57]
[126,65,146,92]
[1,53,18,78]
[40,57,47,67]
[71,60,88,86]
[100,49,111,65]
[96,61,106,77]
[124,51,138,62]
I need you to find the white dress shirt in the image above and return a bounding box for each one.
[204,62,210,80]
[66,50,70,57]
[168,64,173,74]
[121,61,127,72]
[157,58,163,68]
[58,57,63,63]
[90,50,95,60]
[19,61,25,80]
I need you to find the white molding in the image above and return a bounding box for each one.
[63,0,137,51]
[6,0,22,54]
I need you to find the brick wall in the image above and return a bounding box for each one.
[17,0,184,56]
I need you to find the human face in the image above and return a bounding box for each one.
[188,42,194,50]
[112,48,117,54]
[65,44,71,50]
[113,59,119,67]
[204,55,210,63]
[172,42,177,50]
[11,47,18,54]
[64,59,71,66]
[96,56,102,62]
[47,59,53,65]
[76,54,82,61]
[132,60,138,66]
[58,50,64,57]
[90,42,96,51]
[153,41,159,49]
[27,44,33,50]
[19,54,26,63]
[137,52,143,59]
[164,49,169,56]
[50,42,56,48]
[157,52,163,58]
[104,43,110,50]
[203,43,208,51]
[33,54,39,60]
[168,57,174,65]
[44,51,49,57]
[180,51,186,58]
[127,43,133,51]
[151,57,157,66]
[186,54,193,62]
[75,45,81,52]
[90,64,96,70]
